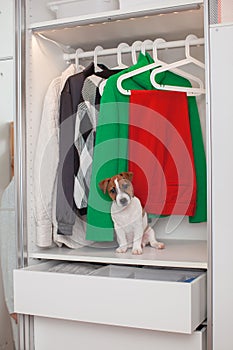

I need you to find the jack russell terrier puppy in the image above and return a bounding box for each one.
[99,172,165,255]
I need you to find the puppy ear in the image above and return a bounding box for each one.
[120,171,133,182]
[99,178,110,194]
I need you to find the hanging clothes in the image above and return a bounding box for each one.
[74,75,105,210]
[86,52,207,242]
[128,89,197,216]
[57,64,123,235]
[56,63,96,236]
[34,63,94,249]
[34,64,77,247]
[86,52,154,241]
[153,69,207,223]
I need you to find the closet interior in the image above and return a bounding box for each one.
[26,0,207,266]
[15,0,209,349]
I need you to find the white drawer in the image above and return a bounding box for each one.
[34,316,207,350]
[14,261,207,334]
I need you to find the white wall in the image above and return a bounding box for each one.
[0,0,15,349]
[0,63,14,349]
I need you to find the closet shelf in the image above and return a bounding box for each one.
[30,1,204,49]
[29,239,207,269]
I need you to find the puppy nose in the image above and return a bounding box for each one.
[120,198,127,205]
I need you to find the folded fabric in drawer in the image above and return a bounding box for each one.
[47,261,102,274]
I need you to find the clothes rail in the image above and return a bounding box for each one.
[63,37,204,61]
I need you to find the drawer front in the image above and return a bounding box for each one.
[34,317,207,350]
[14,262,207,334]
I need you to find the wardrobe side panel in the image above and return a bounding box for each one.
[0,60,14,198]
[26,33,68,252]
[210,23,233,350]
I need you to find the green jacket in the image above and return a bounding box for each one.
[86,53,207,241]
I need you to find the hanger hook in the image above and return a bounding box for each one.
[185,34,198,59]
[94,45,103,72]
[152,38,166,62]
[75,48,84,70]
[131,40,142,65]
[117,43,130,67]
[141,39,153,55]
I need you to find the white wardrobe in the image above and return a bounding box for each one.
[12,0,233,349]
[0,0,15,349]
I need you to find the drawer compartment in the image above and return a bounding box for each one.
[14,261,206,334]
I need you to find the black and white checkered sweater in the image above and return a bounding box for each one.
[74,75,104,209]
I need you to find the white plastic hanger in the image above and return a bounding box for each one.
[94,45,103,73]
[100,40,152,96]
[151,38,205,93]
[113,42,129,69]
[75,48,84,71]
[184,34,205,69]
[150,35,205,95]
[141,39,153,55]
[131,40,143,65]
[117,36,205,96]
[99,43,130,96]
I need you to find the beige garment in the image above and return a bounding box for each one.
[34,64,78,247]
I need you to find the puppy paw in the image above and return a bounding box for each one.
[132,247,143,255]
[116,246,128,253]
[151,241,165,249]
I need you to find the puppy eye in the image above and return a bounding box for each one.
[110,188,116,194]
[122,183,128,190]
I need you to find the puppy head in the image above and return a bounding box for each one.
[99,172,133,207]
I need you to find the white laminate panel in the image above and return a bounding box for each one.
[210,23,233,350]
[29,240,208,269]
[28,5,204,49]
[34,316,207,350]
[0,60,14,198]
